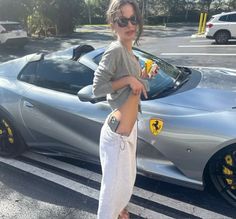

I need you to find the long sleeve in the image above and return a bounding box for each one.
[92,45,122,97]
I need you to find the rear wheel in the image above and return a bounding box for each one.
[209,146,236,207]
[0,114,27,157]
[215,31,230,44]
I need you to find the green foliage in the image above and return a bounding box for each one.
[27,0,86,34]
[0,0,234,35]
[0,0,28,22]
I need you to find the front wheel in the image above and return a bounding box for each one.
[0,115,27,157]
[209,146,236,207]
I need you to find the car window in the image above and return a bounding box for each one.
[208,17,215,22]
[228,14,236,22]
[133,49,180,99]
[93,49,180,80]
[18,62,38,84]
[35,59,94,95]
[93,49,180,99]
[1,23,23,31]
[219,15,228,22]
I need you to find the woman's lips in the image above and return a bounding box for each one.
[126,30,135,35]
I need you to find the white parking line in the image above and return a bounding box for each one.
[161,53,236,56]
[185,66,236,72]
[179,45,236,48]
[190,39,236,43]
[22,152,230,219]
[190,40,215,43]
[0,155,173,219]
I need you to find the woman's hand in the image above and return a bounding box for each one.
[128,76,148,99]
[141,64,159,79]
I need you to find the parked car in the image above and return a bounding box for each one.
[0,21,28,47]
[205,11,236,44]
[0,45,236,207]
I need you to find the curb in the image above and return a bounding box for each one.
[191,33,206,38]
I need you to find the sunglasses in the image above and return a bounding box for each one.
[114,15,138,28]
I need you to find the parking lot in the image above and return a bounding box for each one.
[1,25,236,69]
[0,25,236,219]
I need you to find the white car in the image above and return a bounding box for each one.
[205,11,236,44]
[0,21,28,47]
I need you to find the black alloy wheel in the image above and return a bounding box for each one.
[0,115,26,157]
[209,146,236,207]
[215,31,230,44]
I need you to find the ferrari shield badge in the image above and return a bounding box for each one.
[149,118,163,136]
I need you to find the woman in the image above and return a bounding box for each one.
[93,0,157,218]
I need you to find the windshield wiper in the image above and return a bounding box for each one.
[174,70,182,84]
[175,77,189,89]
[174,67,191,88]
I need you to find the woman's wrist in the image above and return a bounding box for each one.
[112,75,133,91]
[127,75,134,86]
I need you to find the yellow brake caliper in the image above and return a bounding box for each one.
[223,154,235,190]
[2,120,14,144]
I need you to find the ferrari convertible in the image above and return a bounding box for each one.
[0,44,236,207]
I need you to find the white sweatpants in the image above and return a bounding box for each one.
[97,115,137,219]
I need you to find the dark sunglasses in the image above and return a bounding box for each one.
[114,15,138,28]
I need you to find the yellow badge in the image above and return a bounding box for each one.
[149,118,163,136]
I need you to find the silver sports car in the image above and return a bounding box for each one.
[0,45,236,207]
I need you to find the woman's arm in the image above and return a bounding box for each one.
[92,46,120,97]
[112,76,147,99]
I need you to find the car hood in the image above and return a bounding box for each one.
[158,67,236,111]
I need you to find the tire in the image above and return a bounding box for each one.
[215,31,230,44]
[208,145,236,207]
[0,113,27,157]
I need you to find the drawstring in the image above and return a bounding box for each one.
[119,121,137,151]
[120,137,125,150]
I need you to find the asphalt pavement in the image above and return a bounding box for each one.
[1,24,236,69]
[1,152,235,219]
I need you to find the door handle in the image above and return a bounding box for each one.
[24,101,34,108]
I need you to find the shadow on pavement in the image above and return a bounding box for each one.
[0,163,98,215]
[142,26,198,38]
[211,40,236,45]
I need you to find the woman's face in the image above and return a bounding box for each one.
[112,3,138,44]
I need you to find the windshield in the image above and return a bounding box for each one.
[133,48,183,99]
[208,16,215,22]
[93,47,187,100]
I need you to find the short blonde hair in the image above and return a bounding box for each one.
[106,0,143,45]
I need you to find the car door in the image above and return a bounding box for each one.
[19,59,110,161]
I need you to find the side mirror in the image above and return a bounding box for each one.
[77,85,106,103]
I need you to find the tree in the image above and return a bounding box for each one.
[84,0,99,24]
[184,0,196,21]
[26,0,86,35]
[198,0,214,13]
[227,0,236,10]
[0,0,28,22]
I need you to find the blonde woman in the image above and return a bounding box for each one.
[93,0,158,218]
